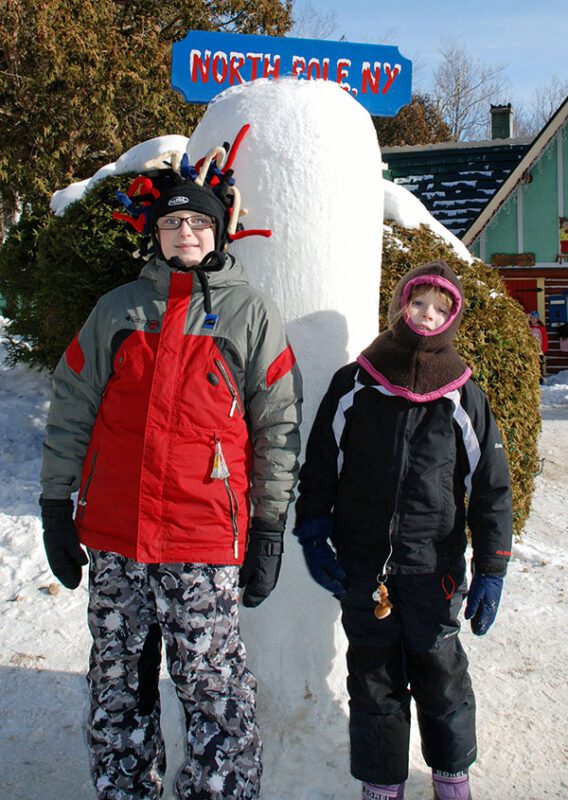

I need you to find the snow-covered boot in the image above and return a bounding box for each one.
[432,769,472,800]
[362,782,405,800]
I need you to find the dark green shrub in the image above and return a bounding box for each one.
[382,222,541,537]
[0,203,49,346]
[0,176,139,369]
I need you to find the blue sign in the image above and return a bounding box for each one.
[172,30,412,116]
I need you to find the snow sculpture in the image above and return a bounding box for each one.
[186,78,383,712]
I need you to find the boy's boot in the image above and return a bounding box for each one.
[432,770,472,800]
[362,782,405,800]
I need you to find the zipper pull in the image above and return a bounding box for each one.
[372,577,393,620]
[229,397,238,417]
[77,497,87,520]
[211,440,230,480]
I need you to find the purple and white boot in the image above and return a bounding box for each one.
[362,782,405,800]
[432,770,472,800]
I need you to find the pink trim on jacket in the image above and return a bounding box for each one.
[356,355,472,403]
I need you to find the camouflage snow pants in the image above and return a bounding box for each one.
[86,549,262,800]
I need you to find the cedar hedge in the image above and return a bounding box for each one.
[0,176,139,369]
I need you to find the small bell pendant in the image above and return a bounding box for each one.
[372,582,393,620]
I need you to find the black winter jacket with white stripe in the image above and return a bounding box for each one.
[295,362,513,578]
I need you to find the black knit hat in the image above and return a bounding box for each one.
[150,181,230,252]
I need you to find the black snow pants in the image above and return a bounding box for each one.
[86,549,262,800]
[341,559,476,785]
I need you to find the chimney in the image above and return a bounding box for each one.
[491,104,514,139]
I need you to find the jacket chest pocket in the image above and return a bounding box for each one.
[209,358,243,419]
[174,338,245,431]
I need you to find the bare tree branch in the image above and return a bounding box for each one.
[289,1,337,40]
[432,38,508,141]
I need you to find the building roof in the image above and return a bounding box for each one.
[382,137,532,239]
[462,95,568,247]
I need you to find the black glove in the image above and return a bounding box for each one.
[40,497,88,589]
[239,524,283,608]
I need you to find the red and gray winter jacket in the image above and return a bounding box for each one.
[41,255,302,565]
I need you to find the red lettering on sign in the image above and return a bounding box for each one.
[212,51,228,83]
[263,54,280,78]
[382,63,400,94]
[247,52,263,80]
[292,55,306,77]
[229,51,245,84]
[336,58,351,89]
[307,58,321,79]
[361,61,381,94]
[190,49,211,82]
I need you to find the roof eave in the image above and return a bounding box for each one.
[462,96,568,248]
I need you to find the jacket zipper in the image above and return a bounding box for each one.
[224,479,240,559]
[77,451,98,519]
[210,437,240,558]
[214,358,242,417]
[381,402,412,579]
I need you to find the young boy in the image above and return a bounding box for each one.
[40,135,302,800]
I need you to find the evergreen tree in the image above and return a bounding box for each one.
[0,0,293,221]
[372,94,451,147]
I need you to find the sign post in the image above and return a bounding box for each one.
[172,30,412,116]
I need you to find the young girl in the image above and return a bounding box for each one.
[294,261,512,800]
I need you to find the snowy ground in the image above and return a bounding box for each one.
[1,318,567,800]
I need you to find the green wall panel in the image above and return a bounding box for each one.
[485,192,518,256]
[524,138,558,262]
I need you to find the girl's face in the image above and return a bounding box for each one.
[406,287,452,332]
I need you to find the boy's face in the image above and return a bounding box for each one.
[156,210,216,268]
[406,287,451,332]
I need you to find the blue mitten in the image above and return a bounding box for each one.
[293,516,346,596]
[464,572,504,635]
